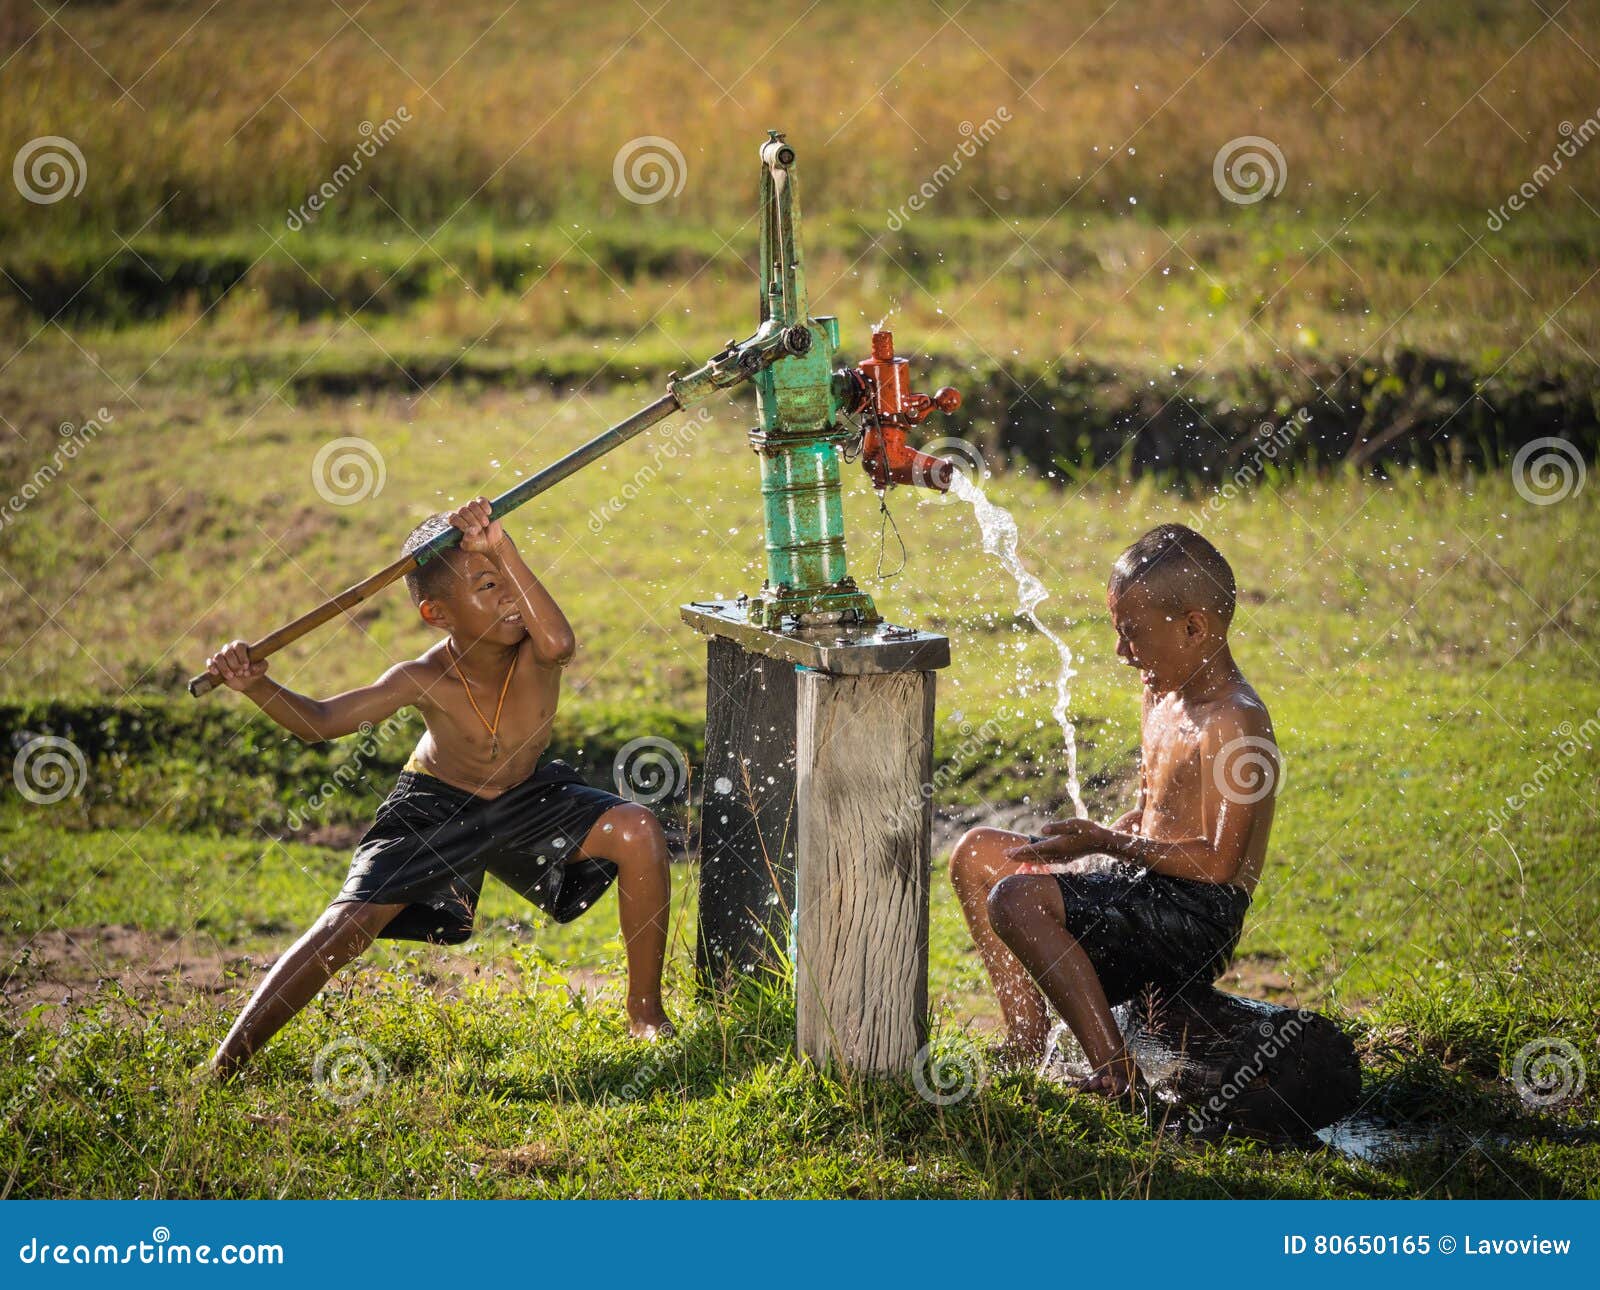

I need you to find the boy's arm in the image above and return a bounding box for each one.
[205,641,424,742]
[1009,706,1275,883]
[489,531,576,666]
[450,496,576,667]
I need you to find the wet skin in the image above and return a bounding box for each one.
[950,579,1277,1097]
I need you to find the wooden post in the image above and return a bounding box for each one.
[794,668,936,1075]
[682,600,949,1072]
[695,636,797,990]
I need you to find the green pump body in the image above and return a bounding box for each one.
[745,132,879,629]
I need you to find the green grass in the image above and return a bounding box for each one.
[3,796,1595,1199]
[8,214,1600,382]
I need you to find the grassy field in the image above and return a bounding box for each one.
[7,0,1600,383]
[2,0,1598,1199]
[2,371,1597,1197]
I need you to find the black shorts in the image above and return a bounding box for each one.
[333,760,629,945]
[1032,844,1251,1007]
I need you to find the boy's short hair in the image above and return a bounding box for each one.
[1109,524,1236,626]
[402,514,462,605]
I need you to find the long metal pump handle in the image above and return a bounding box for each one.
[186,315,808,698]
[186,393,682,697]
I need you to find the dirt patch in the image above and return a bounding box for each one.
[478,1141,574,1177]
[0,924,614,1024]
[931,802,1057,858]
[1217,952,1304,1007]
[1,924,262,1019]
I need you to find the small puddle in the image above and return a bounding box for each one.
[1316,1113,1599,1164]
[1316,1115,1454,1162]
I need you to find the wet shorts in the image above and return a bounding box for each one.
[1029,842,1251,1007]
[333,760,629,945]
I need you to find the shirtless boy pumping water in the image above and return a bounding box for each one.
[203,498,673,1078]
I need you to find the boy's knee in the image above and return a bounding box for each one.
[986,874,1053,942]
[597,802,665,850]
[950,826,1005,879]
[320,899,397,945]
[955,825,1004,855]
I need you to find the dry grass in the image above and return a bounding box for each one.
[5,0,1599,240]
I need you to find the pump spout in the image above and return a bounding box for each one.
[845,330,962,491]
[860,423,958,490]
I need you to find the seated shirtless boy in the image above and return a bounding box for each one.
[203,497,672,1078]
[950,523,1277,1101]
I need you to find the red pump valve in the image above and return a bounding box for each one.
[851,330,962,491]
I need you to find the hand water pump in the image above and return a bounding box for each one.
[186,130,960,695]
[743,130,960,628]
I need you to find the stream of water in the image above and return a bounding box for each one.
[948,470,1087,819]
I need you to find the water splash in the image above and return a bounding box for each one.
[949,470,1086,818]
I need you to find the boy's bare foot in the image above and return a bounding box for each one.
[628,1017,676,1041]
[627,1004,675,1041]
[1066,1058,1149,1109]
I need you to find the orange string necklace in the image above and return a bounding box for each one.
[449,641,517,758]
